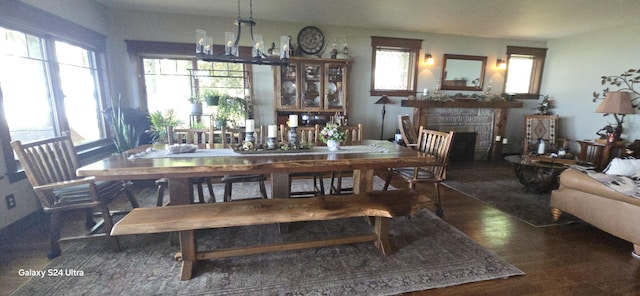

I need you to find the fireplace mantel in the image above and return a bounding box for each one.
[401,99,524,160]
[401,99,523,109]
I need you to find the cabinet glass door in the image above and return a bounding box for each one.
[325,63,346,109]
[279,64,298,108]
[302,63,322,109]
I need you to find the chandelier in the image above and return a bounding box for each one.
[195,0,289,66]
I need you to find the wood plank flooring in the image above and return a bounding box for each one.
[2,161,640,295]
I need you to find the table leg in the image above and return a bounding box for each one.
[354,169,376,225]
[271,172,291,233]
[168,178,197,280]
[352,169,374,194]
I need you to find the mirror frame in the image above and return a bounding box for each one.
[440,54,487,91]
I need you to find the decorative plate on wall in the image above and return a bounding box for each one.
[297,26,324,55]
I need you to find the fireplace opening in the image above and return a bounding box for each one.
[450,132,477,162]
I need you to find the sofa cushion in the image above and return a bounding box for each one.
[603,158,640,176]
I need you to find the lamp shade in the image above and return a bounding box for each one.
[375,95,392,105]
[595,92,634,114]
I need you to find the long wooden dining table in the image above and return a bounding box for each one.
[76,139,433,279]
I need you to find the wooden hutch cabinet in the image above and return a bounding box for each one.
[273,57,351,125]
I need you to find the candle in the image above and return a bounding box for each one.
[268,125,277,138]
[289,114,298,127]
[245,119,255,132]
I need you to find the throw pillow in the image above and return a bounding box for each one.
[604,158,640,176]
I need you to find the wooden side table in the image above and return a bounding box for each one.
[577,140,626,171]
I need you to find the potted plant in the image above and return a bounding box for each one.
[319,123,346,151]
[216,94,248,128]
[204,89,220,106]
[188,96,204,115]
[149,109,183,143]
[107,96,141,153]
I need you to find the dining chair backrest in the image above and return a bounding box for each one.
[279,124,320,144]
[168,126,214,145]
[11,133,80,207]
[417,129,455,180]
[398,115,419,149]
[341,124,363,143]
[221,125,264,148]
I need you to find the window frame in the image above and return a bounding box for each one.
[503,46,548,100]
[0,1,109,182]
[370,36,422,97]
[125,40,254,124]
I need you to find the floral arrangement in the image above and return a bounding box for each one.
[319,123,346,143]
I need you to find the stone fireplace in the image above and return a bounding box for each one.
[401,99,523,160]
[427,108,493,160]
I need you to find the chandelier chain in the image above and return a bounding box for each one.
[236,0,253,19]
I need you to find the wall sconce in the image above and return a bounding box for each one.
[424,53,434,65]
[496,58,506,69]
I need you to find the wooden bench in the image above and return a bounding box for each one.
[111,189,430,280]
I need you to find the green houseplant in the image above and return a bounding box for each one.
[215,94,248,128]
[108,96,140,153]
[204,89,221,106]
[149,109,183,143]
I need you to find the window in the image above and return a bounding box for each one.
[0,28,106,144]
[370,36,422,97]
[504,46,547,99]
[129,41,252,128]
[0,1,109,179]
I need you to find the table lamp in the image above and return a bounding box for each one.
[375,95,393,140]
[595,91,634,142]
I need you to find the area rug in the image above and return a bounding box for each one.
[12,178,523,296]
[444,166,580,227]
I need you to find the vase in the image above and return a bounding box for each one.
[326,139,340,151]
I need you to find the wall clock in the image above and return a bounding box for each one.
[297,26,325,55]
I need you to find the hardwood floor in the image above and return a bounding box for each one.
[2,161,640,295]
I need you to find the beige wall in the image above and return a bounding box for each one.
[542,23,640,152]
[104,8,545,143]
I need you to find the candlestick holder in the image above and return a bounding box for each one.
[266,137,277,150]
[288,126,298,145]
[241,131,256,151]
[244,131,255,144]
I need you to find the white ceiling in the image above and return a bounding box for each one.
[95,0,640,41]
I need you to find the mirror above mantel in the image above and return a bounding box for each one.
[440,54,487,91]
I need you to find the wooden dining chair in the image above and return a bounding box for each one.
[219,125,268,201]
[398,115,420,149]
[383,128,455,216]
[156,126,216,205]
[280,124,327,197]
[11,132,140,258]
[278,124,320,144]
[329,124,363,195]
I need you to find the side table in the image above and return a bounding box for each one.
[504,154,575,193]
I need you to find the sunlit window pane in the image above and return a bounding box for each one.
[55,41,102,144]
[0,28,55,143]
[374,49,411,90]
[143,58,250,128]
[505,55,534,94]
[143,58,192,120]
